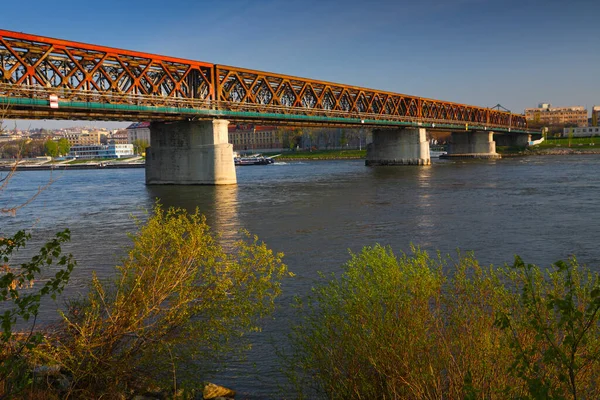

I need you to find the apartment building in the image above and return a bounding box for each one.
[63,130,103,146]
[592,105,600,127]
[126,122,151,144]
[525,103,588,127]
[110,130,129,144]
[228,124,282,151]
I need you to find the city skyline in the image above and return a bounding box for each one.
[2,0,599,130]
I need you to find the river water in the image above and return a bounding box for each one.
[3,155,600,398]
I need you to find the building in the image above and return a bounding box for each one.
[228,124,282,151]
[525,103,588,127]
[592,106,600,127]
[63,130,103,146]
[68,144,134,159]
[110,130,129,144]
[562,126,600,138]
[126,122,151,144]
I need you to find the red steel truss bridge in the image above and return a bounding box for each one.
[0,29,530,133]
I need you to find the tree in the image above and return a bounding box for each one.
[568,129,575,147]
[276,127,286,150]
[339,130,348,148]
[288,128,302,151]
[19,139,45,158]
[57,138,70,156]
[132,138,149,156]
[44,139,59,157]
[304,128,317,150]
[41,205,290,397]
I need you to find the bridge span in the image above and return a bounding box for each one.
[0,29,536,184]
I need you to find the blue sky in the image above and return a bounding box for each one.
[3,0,599,129]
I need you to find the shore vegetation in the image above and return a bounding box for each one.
[1,205,289,398]
[499,136,600,156]
[285,245,600,400]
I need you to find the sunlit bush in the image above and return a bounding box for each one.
[37,205,290,398]
[285,245,600,400]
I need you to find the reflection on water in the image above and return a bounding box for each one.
[6,156,600,398]
[146,184,241,245]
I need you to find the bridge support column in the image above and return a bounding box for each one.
[145,120,236,185]
[444,131,500,159]
[365,127,430,166]
[494,133,532,147]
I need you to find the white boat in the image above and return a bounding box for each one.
[234,153,275,166]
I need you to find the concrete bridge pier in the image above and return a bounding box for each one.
[445,131,500,159]
[366,127,430,166]
[494,133,532,147]
[146,119,237,185]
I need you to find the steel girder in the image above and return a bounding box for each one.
[0,29,527,130]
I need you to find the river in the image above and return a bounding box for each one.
[3,155,600,398]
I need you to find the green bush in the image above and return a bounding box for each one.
[0,229,75,397]
[285,246,600,400]
[496,257,600,399]
[35,205,290,398]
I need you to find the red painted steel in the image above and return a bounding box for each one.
[0,29,527,129]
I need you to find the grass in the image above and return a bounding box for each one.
[498,136,600,155]
[537,136,600,149]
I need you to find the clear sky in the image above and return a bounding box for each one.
[3,0,599,130]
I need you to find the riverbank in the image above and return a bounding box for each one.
[0,162,145,171]
[276,147,600,160]
[3,146,599,171]
[0,156,145,171]
[498,146,600,157]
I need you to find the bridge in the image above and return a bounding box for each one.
[0,29,536,184]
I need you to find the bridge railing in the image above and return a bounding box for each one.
[0,29,527,129]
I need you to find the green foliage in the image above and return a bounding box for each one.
[339,131,348,148]
[41,205,290,397]
[132,138,148,155]
[44,140,59,157]
[285,247,600,400]
[0,229,75,396]
[495,256,600,400]
[287,128,303,151]
[537,136,600,149]
[286,245,448,399]
[57,138,70,156]
[0,139,47,159]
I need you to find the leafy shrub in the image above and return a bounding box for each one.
[496,257,600,399]
[37,205,289,398]
[0,229,75,397]
[286,245,600,400]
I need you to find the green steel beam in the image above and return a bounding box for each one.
[0,96,538,135]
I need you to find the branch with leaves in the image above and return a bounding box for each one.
[0,229,76,397]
